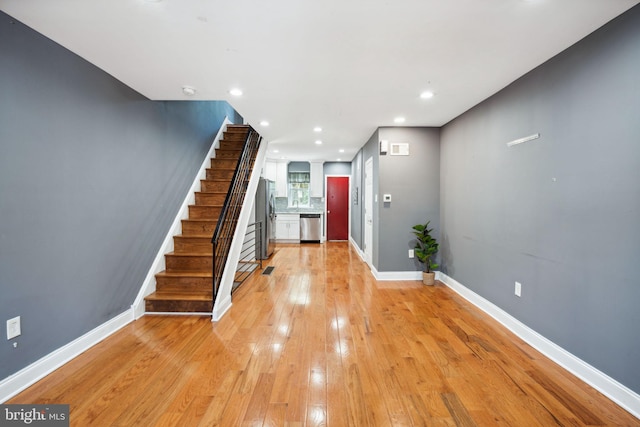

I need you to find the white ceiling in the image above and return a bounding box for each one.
[2,0,638,162]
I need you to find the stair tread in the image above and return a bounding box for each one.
[145,292,212,301]
[156,270,212,278]
[166,251,211,256]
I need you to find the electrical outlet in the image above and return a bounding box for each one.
[408,249,414,258]
[7,316,21,340]
[514,282,522,297]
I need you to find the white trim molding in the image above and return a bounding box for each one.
[0,309,133,403]
[131,117,232,319]
[372,269,422,281]
[437,271,640,419]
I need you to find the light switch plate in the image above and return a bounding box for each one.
[7,316,21,340]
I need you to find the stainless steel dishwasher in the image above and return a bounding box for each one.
[299,213,321,243]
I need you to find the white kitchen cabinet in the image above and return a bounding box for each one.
[310,161,324,198]
[263,160,277,182]
[275,161,289,197]
[275,214,300,241]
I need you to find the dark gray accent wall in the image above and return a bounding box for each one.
[440,6,640,392]
[0,12,240,380]
[377,128,440,272]
[323,162,351,177]
[351,128,440,272]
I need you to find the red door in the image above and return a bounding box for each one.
[327,176,349,240]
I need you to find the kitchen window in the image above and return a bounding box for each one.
[288,172,310,208]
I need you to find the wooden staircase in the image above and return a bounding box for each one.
[144,125,250,313]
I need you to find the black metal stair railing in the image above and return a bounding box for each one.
[232,221,262,293]
[211,127,262,301]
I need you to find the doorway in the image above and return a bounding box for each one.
[326,176,349,240]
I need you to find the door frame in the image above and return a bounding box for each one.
[324,174,351,241]
[364,157,373,267]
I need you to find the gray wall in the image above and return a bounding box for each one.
[351,128,440,272]
[377,128,440,272]
[440,6,640,392]
[0,12,240,379]
[323,162,351,177]
[350,151,364,247]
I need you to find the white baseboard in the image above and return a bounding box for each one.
[348,239,422,281]
[372,269,422,281]
[0,309,133,403]
[131,117,232,319]
[437,271,640,419]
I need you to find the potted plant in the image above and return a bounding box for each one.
[412,221,439,285]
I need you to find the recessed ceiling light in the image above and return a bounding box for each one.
[315,140,323,145]
[182,86,196,96]
[337,158,342,162]
[273,149,279,153]
[420,91,435,99]
[260,120,269,126]
[314,127,322,132]
[394,117,406,124]
[339,149,345,153]
[229,88,243,96]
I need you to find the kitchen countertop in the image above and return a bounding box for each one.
[275,210,324,215]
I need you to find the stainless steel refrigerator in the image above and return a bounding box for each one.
[255,178,276,259]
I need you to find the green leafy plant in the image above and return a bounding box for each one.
[412,221,439,273]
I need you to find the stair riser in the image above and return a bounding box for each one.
[145,300,212,313]
[174,237,213,253]
[189,205,222,219]
[222,132,247,141]
[155,276,212,293]
[166,254,212,272]
[200,181,230,192]
[195,193,227,205]
[219,141,245,150]
[210,158,238,169]
[206,169,235,180]
[181,220,217,236]
[214,149,242,159]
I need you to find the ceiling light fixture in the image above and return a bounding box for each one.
[182,86,196,96]
[420,91,435,99]
[260,120,269,126]
[229,88,243,96]
[314,127,322,132]
[315,140,323,145]
[394,117,406,124]
[339,149,345,153]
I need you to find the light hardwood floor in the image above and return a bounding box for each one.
[9,242,639,426]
